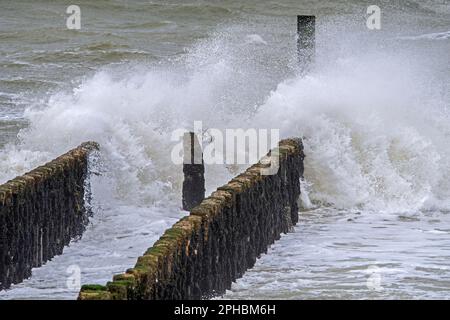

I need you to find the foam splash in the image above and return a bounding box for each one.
[0,22,449,214]
[255,51,450,212]
[399,30,450,41]
[0,29,285,206]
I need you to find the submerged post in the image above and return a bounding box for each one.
[297,15,316,75]
[182,132,205,211]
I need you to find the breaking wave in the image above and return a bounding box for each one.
[0,22,449,214]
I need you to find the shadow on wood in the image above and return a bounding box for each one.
[182,132,205,211]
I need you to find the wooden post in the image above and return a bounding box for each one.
[182,132,205,211]
[297,15,315,75]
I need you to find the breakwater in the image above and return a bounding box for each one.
[79,138,304,300]
[0,142,99,290]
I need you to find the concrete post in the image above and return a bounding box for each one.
[182,132,205,211]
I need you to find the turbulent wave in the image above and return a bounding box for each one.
[0,20,449,214]
[399,30,450,41]
[255,53,450,212]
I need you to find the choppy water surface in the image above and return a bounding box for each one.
[0,0,450,299]
[223,208,450,299]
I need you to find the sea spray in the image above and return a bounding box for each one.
[0,25,297,205]
[0,2,449,299]
[1,19,449,213]
[255,50,449,212]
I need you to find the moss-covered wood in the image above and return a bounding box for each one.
[0,142,99,290]
[78,138,303,300]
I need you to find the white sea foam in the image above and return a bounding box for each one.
[245,34,268,45]
[0,32,271,204]
[0,5,450,298]
[1,25,449,215]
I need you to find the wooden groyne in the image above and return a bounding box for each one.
[0,142,99,290]
[78,138,304,300]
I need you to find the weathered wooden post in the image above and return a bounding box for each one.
[297,15,315,75]
[182,132,205,211]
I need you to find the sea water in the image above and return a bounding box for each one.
[0,0,449,299]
